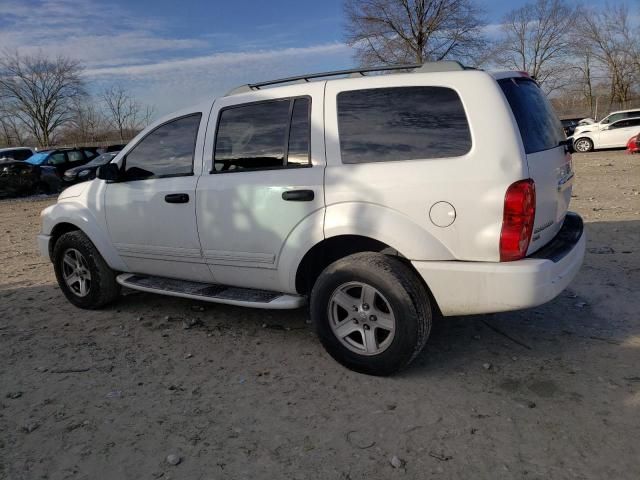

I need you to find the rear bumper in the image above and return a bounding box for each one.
[413,213,586,316]
[37,234,51,261]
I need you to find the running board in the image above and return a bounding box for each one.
[116,274,306,310]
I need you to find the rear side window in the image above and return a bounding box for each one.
[337,87,471,164]
[499,78,564,154]
[124,113,201,180]
[213,97,311,172]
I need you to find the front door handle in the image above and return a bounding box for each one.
[282,190,314,202]
[165,193,189,204]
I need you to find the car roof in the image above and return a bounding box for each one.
[224,62,531,98]
[606,108,640,115]
[0,147,32,152]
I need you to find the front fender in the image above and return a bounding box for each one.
[324,202,454,261]
[40,201,128,271]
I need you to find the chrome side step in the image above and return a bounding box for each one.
[116,273,306,310]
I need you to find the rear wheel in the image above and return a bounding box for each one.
[310,252,432,376]
[574,137,594,152]
[53,231,120,309]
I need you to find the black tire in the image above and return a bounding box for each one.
[310,252,432,376]
[52,231,120,309]
[37,182,51,194]
[573,137,594,153]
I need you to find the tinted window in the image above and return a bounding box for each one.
[287,98,311,167]
[125,114,201,180]
[337,87,471,164]
[12,150,32,160]
[214,100,290,172]
[48,152,66,165]
[68,151,84,162]
[214,98,311,172]
[499,78,565,154]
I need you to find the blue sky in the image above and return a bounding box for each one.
[0,0,609,116]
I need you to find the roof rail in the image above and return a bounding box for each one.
[225,61,466,96]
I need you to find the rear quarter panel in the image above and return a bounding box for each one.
[323,71,527,262]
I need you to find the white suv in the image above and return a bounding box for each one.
[571,116,640,152]
[38,62,585,375]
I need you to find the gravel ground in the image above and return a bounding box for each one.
[1,151,639,480]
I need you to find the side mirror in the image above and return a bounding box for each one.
[97,163,121,182]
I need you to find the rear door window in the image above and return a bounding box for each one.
[214,97,311,172]
[498,77,565,154]
[48,152,67,165]
[68,151,84,162]
[337,86,471,164]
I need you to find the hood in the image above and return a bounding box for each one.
[58,181,89,200]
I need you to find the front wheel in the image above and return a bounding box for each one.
[52,231,121,309]
[573,137,594,152]
[310,253,432,376]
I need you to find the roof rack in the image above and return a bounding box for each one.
[225,60,466,96]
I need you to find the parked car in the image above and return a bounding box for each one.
[0,160,40,198]
[63,152,119,185]
[0,147,35,161]
[38,63,584,375]
[104,144,126,153]
[26,148,98,192]
[627,133,640,153]
[570,117,640,152]
[572,108,640,138]
[560,117,583,136]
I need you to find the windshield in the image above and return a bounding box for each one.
[498,77,565,154]
[25,152,50,165]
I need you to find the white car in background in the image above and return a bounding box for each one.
[571,116,640,152]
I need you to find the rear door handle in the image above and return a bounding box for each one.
[165,193,189,204]
[282,189,314,202]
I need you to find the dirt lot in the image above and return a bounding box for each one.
[1,151,639,480]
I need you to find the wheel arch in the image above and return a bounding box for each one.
[43,202,128,272]
[294,234,442,316]
[49,222,81,258]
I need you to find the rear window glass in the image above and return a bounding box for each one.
[337,87,472,164]
[499,78,565,154]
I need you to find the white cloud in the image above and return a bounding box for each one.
[1,0,354,115]
[0,0,207,66]
[84,43,350,78]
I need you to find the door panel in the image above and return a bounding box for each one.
[196,82,326,293]
[104,112,211,282]
[105,177,211,281]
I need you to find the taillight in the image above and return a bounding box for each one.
[500,179,536,262]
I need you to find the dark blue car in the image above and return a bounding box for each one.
[25,148,98,192]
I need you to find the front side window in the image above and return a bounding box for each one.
[124,113,201,180]
[213,97,311,172]
[337,87,472,164]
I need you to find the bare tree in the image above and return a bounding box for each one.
[0,102,28,147]
[64,98,107,144]
[575,4,636,108]
[0,52,85,147]
[102,85,154,142]
[495,0,574,93]
[344,0,487,66]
